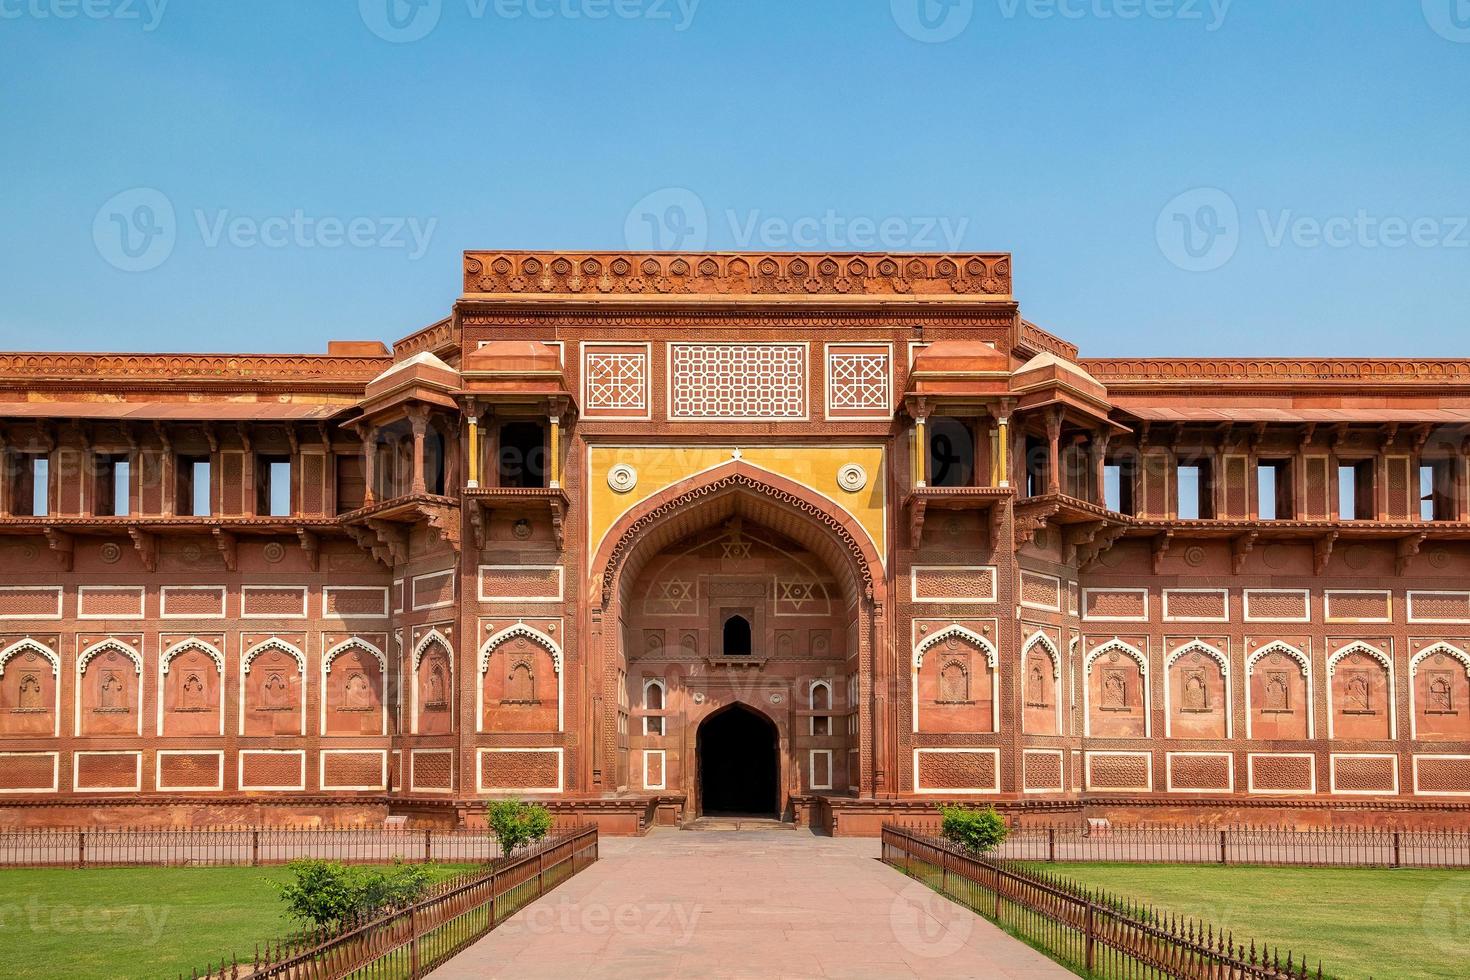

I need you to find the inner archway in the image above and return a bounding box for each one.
[697,704,778,817]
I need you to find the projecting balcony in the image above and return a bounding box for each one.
[338,492,461,563]
[903,485,1013,550]
[462,486,570,551]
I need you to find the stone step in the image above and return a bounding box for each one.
[681,816,795,832]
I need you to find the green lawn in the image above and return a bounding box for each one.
[0,863,477,980]
[1034,863,1470,980]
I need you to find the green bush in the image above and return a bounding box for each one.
[939,805,1008,856]
[487,799,554,859]
[276,859,434,927]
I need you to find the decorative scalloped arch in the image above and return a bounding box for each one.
[1410,641,1470,676]
[1085,638,1148,675]
[161,638,225,675]
[242,637,306,675]
[412,629,453,670]
[643,677,666,708]
[914,625,996,669]
[1327,641,1392,674]
[480,624,562,674]
[77,639,143,676]
[1166,640,1230,675]
[1022,631,1061,679]
[0,638,60,677]
[1246,641,1311,674]
[323,638,387,673]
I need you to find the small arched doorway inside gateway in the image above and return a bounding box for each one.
[697,703,779,817]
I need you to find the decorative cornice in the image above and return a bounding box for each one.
[0,353,389,386]
[463,252,1012,298]
[1085,358,1470,386]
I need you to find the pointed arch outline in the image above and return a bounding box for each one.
[412,628,454,670]
[161,638,226,675]
[476,622,563,734]
[1163,640,1232,739]
[1083,638,1151,738]
[1409,642,1470,740]
[242,637,306,675]
[912,625,999,734]
[479,623,562,675]
[1244,641,1315,740]
[78,638,143,675]
[1326,641,1396,741]
[1021,631,1064,736]
[1247,640,1310,674]
[914,625,996,669]
[323,637,387,673]
[0,638,59,677]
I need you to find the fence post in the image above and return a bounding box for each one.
[1392,831,1401,869]
[424,828,432,864]
[408,903,420,978]
[1048,827,1057,863]
[537,849,546,897]
[251,829,260,868]
[1219,829,1227,865]
[940,844,949,895]
[1084,902,1096,973]
[77,831,86,869]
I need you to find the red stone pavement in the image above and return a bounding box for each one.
[429,829,1074,979]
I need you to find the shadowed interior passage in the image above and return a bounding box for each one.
[697,704,778,816]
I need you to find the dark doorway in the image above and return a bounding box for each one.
[722,615,752,656]
[697,704,778,817]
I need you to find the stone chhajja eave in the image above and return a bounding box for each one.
[0,352,389,389]
[1084,357,1470,389]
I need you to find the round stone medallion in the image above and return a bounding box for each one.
[512,519,533,541]
[1430,549,1451,569]
[836,463,868,493]
[1185,546,1206,567]
[99,542,122,565]
[181,543,203,563]
[263,542,286,564]
[607,464,638,494]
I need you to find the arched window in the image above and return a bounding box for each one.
[723,615,752,657]
[643,679,665,736]
[810,680,833,736]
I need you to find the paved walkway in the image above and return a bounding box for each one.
[430,829,1074,979]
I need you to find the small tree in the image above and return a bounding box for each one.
[939,805,1008,856]
[487,799,554,859]
[276,859,434,927]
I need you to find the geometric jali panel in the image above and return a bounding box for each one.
[480,749,562,793]
[669,343,806,420]
[1249,753,1315,793]
[914,749,998,793]
[826,344,891,419]
[583,344,649,418]
[1415,756,1470,795]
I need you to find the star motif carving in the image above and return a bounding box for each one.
[721,538,752,559]
[659,579,693,611]
[780,580,816,609]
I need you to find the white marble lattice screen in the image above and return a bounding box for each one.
[668,343,807,420]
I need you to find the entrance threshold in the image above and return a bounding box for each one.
[681,815,794,832]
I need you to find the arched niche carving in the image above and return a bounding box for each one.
[0,639,59,736]
[912,625,997,735]
[1327,642,1395,741]
[1022,631,1062,736]
[413,629,454,736]
[1084,639,1149,738]
[479,624,562,735]
[1164,641,1230,739]
[322,638,386,737]
[76,639,143,737]
[1411,642,1470,741]
[1245,642,1313,740]
[159,639,224,737]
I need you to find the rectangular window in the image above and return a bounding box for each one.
[1024,436,1048,498]
[94,453,131,516]
[257,455,292,517]
[177,455,211,516]
[335,454,366,513]
[1257,459,1293,521]
[1104,457,1136,515]
[13,455,50,517]
[1421,461,1454,522]
[497,422,547,489]
[1176,459,1214,520]
[1338,461,1374,521]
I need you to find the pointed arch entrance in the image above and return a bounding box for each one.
[697,702,779,817]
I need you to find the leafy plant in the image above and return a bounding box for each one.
[487,799,554,859]
[939,805,1008,856]
[276,859,434,927]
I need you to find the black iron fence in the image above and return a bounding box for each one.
[883,824,1325,979]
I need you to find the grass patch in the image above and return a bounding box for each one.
[1034,863,1467,980]
[0,863,477,980]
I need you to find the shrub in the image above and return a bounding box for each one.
[487,799,554,859]
[276,859,434,927]
[939,805,1008,856]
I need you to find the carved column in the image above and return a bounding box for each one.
[995,416,1010,489]
[362,425,379,506]
[465,414,480,489]
[914,418,927,488]
[549,412,562,490]
[1092,430,1111,506]
[1045,407,1063,495]
[407,407,429,496]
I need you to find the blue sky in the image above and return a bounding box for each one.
[1,1,1467,357]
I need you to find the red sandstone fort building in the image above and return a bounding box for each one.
[0,250,1466,833]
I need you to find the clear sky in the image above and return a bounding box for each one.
[1,1,1467,357]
